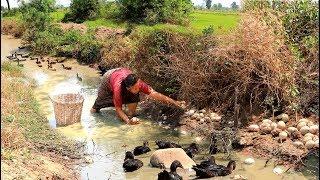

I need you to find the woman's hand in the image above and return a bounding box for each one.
[128,117,140,125]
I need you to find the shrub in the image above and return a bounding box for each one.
[202,25,214,36]
[100,37,134,69]
[133,28,198,96]
[76,34,102,64]
[20,0,54,42]
[100,1,121,20]
[118,0,193,25]
[1,19,25,37]
[62,0,100,23]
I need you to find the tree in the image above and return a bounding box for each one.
[5,0,10,10]
[118,0,193,25]
[205,0,212,9]
[217,3,222,10]
[62,0,100,23]
[231,2,239,10]
[212,4,218,10]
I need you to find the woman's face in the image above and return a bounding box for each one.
[127,80,140,94]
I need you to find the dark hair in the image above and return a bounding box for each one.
[122,74,138,88]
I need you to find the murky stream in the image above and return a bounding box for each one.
[1,35,315,180]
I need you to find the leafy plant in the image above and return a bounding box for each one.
[62,0,100,23]
[202,25,214,36]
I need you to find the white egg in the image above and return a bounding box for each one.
[199,109,206,113]
[248,124,259,132]
[299,118,309,124]
[304,133,314,138]
[244,158,255,164]
[287,127,298,133]
[303,136,314,143]
[279,131,288,140]
[313,135,319,141]
[293,141,304,148]
[309,125,319,134]
[273,166,284,175]
[280,114,289,122]
[262,119,272,124]
[270,122,277,130]
[305,140,316,149]
[307,121,314,127]
[277,121,286,130]
[199,113,205,118]
[315,141,319,148]
[297,122,307,130]
[300,126,310,135]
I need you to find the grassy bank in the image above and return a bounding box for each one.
[1,62,84,179]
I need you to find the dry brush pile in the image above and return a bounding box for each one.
[133,12,296,120]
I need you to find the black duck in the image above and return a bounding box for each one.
[158,160,183,180]
[123,151,143,172]
[192,160,236,178]
[183,143,199,158]
[155,140,182,149]
[133,141,151,156]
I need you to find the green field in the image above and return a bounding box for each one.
[190,11,240,32]
[2,10,240,34]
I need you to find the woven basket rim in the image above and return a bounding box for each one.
[50,93,84,104]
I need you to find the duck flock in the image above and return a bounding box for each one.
[123,140,236,180]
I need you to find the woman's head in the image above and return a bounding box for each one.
[123,74,140,94]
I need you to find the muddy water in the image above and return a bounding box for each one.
[1,35,315,180]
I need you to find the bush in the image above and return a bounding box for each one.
[76,34,102,64]
[100,1,121,20]
[132,28,198,97]
[100,37,134,69]
[118,0,193,25]
[1,19,25,37]
[202,25,214,36]
[20,0,54,42]
[62,0,100,23]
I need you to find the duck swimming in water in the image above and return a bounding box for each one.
[133,141,151,156]
[158,160,183,180]
[192,159,236,178]
[123,151,143,172]
[155,140,182,149]
[183,143,199,158]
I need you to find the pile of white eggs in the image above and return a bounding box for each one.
[247,115,319,150]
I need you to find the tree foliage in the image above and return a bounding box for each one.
[231,2,239,10]
[117,0,193,25]
[62,0,100,23]
[205,0,212,9]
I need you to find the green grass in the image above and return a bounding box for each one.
[50,9,68,22]
[84,18,126,29]
[190,10,240,33]
[48,10,239,34]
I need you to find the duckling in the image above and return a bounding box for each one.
[50,68,57,71]
[16,52,23,56]
[133,141,151,156]
[183,143,199,158]
[61,64,72,70]
[76,73,83,81]
[30,57,37,60]
[17,60,24,67]
[122,151,143,172]
[155,140,182,149]
[192,160,236,178]
[38,64,43,68]
[18,46,26,49]
[36,58,41,64]
[158,160,183,180]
